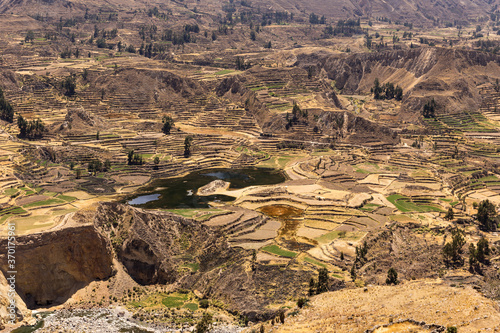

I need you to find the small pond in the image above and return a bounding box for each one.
[126,168,286,209]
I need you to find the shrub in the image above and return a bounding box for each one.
[195,312,212,333]
[386,267,399,285]
[297,297,308,308]
[199,299,209,309]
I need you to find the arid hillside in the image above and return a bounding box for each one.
[256,280,500,332]
[293,47,500,122]
[1,0,499,23]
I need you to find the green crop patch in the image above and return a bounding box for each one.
[262,245,298,258]
[162,293,189,308]
[304,256,327,268]
[183,303,199,311]
[57,195,77,202]
[387,194,444,212]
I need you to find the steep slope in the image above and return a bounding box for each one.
[294,47,500,122]
[0,209,113,308]
[1,0,498,23]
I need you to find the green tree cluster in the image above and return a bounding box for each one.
[0,87,14,122]
[442,228,466,267]
[372,78,403,101]
[127,150,144,165]
[308,268,329,295]
[88,159,111,175]
[477,199,498,231]
[162,115,174,134]
[62,75,76,96]
[469,237,490,273]
[184,136,193,157]
[17,115,45,139]
[422,99,437,118]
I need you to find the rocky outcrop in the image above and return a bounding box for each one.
[197,180,230,195]
[0,218,113,308]
[93,202,238,285]
[0,271,31,327]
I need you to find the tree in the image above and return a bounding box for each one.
[444,207,454,220]
[127,150,134,165]
[386,268,399,285]
[355,241,368,264]
[308,277,316,296]
[447,327,457,333]
[476,237,490,263]
[422,99,437,118]
[17,115,44,139]
[442,228,466,267]
[162,115,174,134]
[477,199,498,231]
[316,268,329,294]
[250,30,256,41]
[153,156,160,170]
[0,87,14,123]
[126,44,136,53]
[104,160,111,172]
[469,243,479,273]
[350,265,357,280]
[184,136,193,157]
[195,312,212,333]
[260,324,265,333]
[76,169,82,179]
[62,75,76,96]
[292,102,301,122]
[25,30,35,43]
[127,150,144,165]
[372,78,383,100]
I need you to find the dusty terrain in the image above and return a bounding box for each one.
[1,0,500,331]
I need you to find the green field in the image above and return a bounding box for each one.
[3,188,19,196]
[214,69,234,75]
[304,256,327,268]
[387,194,443,213]
[262,245,298,258]
[57,195,77,202]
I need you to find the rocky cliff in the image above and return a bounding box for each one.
[0,212,113,308]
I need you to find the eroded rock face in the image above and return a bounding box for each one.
[0,271,30,326]
[0,225,113,308]
[93,202,236,285]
